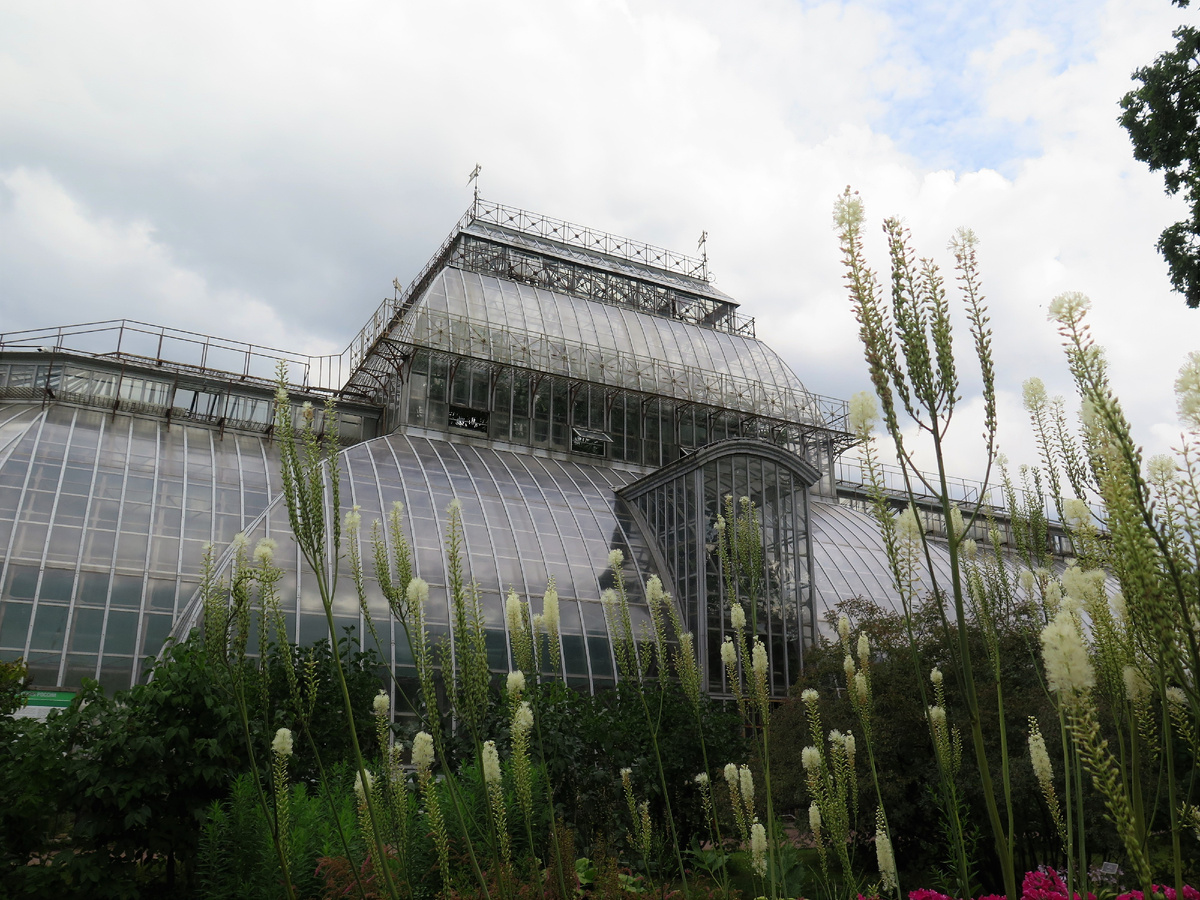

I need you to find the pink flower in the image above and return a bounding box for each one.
[1021,868,1095,900]
[1118,886,1200,900]
[908,889,954,900]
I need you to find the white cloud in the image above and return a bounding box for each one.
[0,167,335,357]
[0,0,1196,482]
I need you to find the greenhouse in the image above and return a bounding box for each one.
[0,199,981,699]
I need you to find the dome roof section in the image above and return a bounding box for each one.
[173,431,662,691]
[400,266,817,420]
[809,499,953,630]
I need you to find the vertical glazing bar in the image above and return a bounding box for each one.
[41,409,79,687]
[692,465,707,691]
[129,420,163,684]
[5,408,48,662]
[98,416,135,691]
[72,413,107,683]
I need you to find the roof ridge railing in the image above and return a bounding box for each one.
[834,454,1107,527]
[344,198,716,387]
[0,319,346,392]
[343,205,476,378]
[471,198,711,282]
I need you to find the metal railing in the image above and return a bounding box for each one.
[344,207,473,379]
[343,198,724,391]
[472,198,710,281]
[2,199,816,431]
[835,456,997,508]
[0,320,346,393]
[834,454,1107,529]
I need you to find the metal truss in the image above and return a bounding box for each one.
[343,198,753,403]
[450,233,755,337]
[471,198,710,282]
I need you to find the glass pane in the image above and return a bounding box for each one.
[103,610,139,656]
[78,571,110,606]
[141,614,173,659]
[39,568,74,602]
[69,607,104,654]
[148,579,177,611]
[98,656,134,692]
[4,565,39,600]
[0,601,32,649]
[29,604,69,651]
[109,574,143,609]
[64,653,98,685]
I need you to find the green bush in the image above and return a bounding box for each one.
[465,679,748,859]
[773,596,1144,888]
[0,629,387,898]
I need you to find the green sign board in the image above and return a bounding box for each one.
[23,690,75,708]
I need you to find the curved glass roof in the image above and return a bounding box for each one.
[0,401,282,689]
[1,395,937,694]
[400,268,815,414]
[176,432,662,691]
[809,499,955,633]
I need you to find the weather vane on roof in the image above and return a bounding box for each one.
[698,230,708,280]
[467,164,481,210]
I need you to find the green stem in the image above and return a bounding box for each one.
[303,719,371,900]
[531,686,571,900]
[639,685,691,894]
[231,669,298,900]
[1074,735,1087,895]
[1162,692,1184,898]
[932,438,1017,900]
[1060,711,1074,898]
[320,597,401,900]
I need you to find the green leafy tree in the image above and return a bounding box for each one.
[1119,0,1200,307]
[0,638,247,898]
[0,657,30,716]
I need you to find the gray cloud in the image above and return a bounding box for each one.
[0,0,1196,481]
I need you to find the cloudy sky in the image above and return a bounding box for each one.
[1,0,1196,482]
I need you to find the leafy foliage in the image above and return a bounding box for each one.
[441,679,746,862]
[772,597,1128,887]
[197,771,357,900]
[263,631,386,785]
[0,630,385,897]
[0,638,247,897]
[0,656,30,716]
[1119,2,1200,308]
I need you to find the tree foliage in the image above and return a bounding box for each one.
[771,597,1148,889]
[0,631,384,898]
[1119,1,1200,307]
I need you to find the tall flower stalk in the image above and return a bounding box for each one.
[272,371,399,898]
[835,191,1018,899]
[716,495,787,899]
[600,550,691,894]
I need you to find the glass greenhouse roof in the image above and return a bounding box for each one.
[0,394,980,694]
[0,402,283,689]
[393,267,833,427]
[175,432,664,693]
[810,499,956,635]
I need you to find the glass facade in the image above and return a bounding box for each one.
[0,402,281,690]
[0,199,913,700]
[809,499,957,636]
[393,268,824,424]
[173,433,667,701]
[622,442,819,696]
